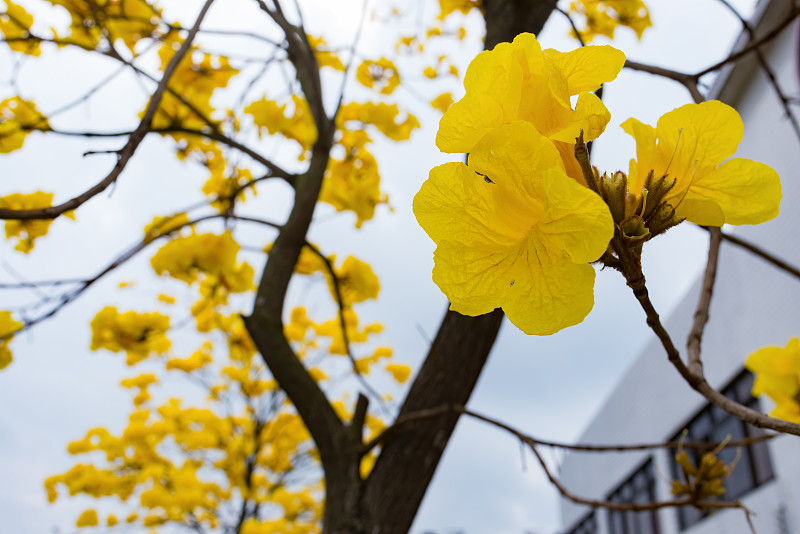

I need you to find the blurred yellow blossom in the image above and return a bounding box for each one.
[746,338,800,423]
[386,363,411,383]
[0,97,48,153]
[569,0,652,41]
[90,307,171,365]
[0,192,62,252]
[0,311,23,369]
[0,1,40,56]
[356,58,401,95]
[76,509,99,527]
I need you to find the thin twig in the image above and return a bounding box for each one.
[714,0,800,141]
[700,226,800,281]
[302,242,390,414]
[687,227,722,376]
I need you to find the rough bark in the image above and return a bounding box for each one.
[361,309,504,534]
[483,0,556,48]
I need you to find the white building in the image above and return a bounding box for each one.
[559,1,800,533]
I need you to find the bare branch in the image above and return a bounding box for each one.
[713,0,800,140]
[624,60,704,103]
[701,226,800,281]
[687,227,722,376]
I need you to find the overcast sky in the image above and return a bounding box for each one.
[0,0,765,533]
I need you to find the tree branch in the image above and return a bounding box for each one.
[0,0,217,221]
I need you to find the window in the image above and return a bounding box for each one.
[607,459,660,534]
[670,370,774,530]
[565,511,597,534]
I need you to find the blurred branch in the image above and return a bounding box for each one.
[713,0,800,141]
[626,4,800,105]
[303,242,390,413]
[624,60,704,103]
[363,404,776,455]
[41,125,293,184]
[8,213,280,338]
[699,226,800,281]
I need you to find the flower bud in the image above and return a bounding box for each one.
[641,171,676,221]
[646,202,684,237]
[600,171,629,224]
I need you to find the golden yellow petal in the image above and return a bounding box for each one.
[545,45,626,94]
[436,94,504,153]
[681,158,781,225]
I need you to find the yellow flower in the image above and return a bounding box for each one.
[745,338,800,423]
[385,363,411,384]
[76,509,99,527]
[0,97,48,153]
[327,256,380,306]
[90,307,171,365]
[355,58,401,95]
[437,33,624,183]
[246,94,317,153]
[569,0,652,41]
[431,92,454,113]
[0,191,59,252]
[0,1,41,56]
[0,311,23,369]
[622,101,781,226]
[438,0,480,19]
[414,122,613,335]
[307,34,346,71]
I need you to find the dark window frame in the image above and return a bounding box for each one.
[564,511,597,534]
[606,458,661,534]
[669,369,774,530]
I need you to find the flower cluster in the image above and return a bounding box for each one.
[0,97,48,153]
[415,33,623,334]
[569,0,652,41]
[0,191,76,253]
[89,307,172,365]
[415,33,782,336]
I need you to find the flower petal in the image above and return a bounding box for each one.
[681,158,781,225]
[414,162,529,251]
[545,45,626,94]
[656,101,743,179]
[621,117,659,190]
[538,170,614,263]
[501,242,597,335]
[467,121,566,192]
[436,94,504,153]
[549,92,611,143]
[432,239,521,317]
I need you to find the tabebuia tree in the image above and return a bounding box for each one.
[1,0,799,532]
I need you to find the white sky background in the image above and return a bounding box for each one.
[0,0,768,533]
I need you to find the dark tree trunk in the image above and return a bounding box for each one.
[483,0,556,48]
[248,2,557,533]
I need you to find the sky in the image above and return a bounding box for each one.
[0,0,767,533]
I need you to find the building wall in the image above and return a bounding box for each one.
[559,3,800,533]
